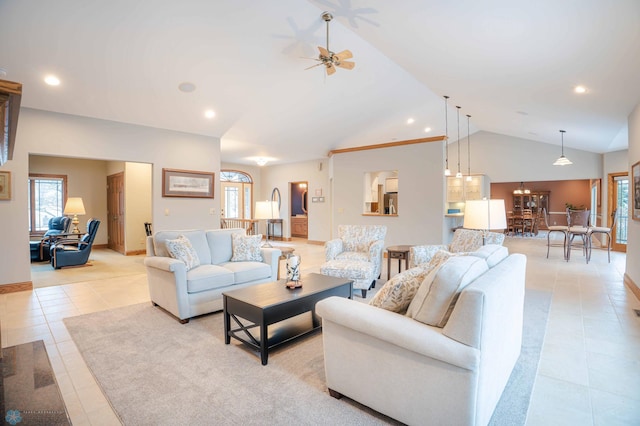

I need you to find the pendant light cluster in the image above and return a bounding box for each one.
[442,96,473,180]
[553,129,573,166]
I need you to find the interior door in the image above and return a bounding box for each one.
[609,173,628,253]
[107,172,125,254]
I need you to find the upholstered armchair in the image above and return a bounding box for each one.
[30,216,72,261]
[409,228,505,268]
[50,219,100,269]
[325,225,387,280]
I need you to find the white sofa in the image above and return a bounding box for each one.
[316,249,526,426]
[144,228,280,323]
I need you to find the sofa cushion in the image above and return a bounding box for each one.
[165,235,200,271]
[206,228,245,264]
[369,250,453,313]
[449,229,484,253]
[407,256,488,327]
[335,251,369,263]
[153,230,211,264]
[469,244,508,267]
[186,265,235,293]
[220,261,271,283]
[230,233,263,262]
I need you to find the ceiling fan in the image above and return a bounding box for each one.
[305,12,355,76]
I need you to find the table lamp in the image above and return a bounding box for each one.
[64,197,86,234]
[255,200,280,247]
[463,199,507,237]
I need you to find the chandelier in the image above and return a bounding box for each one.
[513,182,531,195]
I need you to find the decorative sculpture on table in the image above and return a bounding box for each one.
[286,254,302,288]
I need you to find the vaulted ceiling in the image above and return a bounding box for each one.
[1,0,639,166]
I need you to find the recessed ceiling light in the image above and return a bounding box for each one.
[574,85,588,94]
[204,110,215,119]
[178,82,196,93]
[406,118,415,124]
[44,75,60,86]
[424,127,432,133]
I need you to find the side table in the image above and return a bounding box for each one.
[386,245,412,279]
[277,246,295,280]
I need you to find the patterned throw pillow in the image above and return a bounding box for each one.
[369,250,453,313]
[165,235,200,271]
[230,233,263,262]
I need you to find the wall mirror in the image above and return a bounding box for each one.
[363,171,398,215]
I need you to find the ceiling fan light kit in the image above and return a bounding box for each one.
[305,12,356,76]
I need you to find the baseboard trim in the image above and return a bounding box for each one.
[306,240,325,246]
[126,250,146,256]
[0,281,34,293]
[624,273,640,301]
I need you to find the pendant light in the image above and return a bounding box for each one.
[455,106,462,178]
[553,130,573,166]
[443,96,451,176]
[465,114,472,182]
[513,182,531,195]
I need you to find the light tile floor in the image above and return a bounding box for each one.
[1,236,639,425]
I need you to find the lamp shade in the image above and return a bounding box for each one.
[63,197,86,215]
[254,201,279,220]
[463,199,507,231]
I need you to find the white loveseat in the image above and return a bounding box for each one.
[316,248,526,426]
[144,228,280,323]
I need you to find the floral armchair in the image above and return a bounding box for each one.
[325,225,387,279]
[409,228,505,268]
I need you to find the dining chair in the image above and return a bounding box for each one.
[542,208,568,259]
[587,209,617,263]
[521,209,534,236]
[566,209,591,262]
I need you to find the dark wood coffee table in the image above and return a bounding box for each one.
[223,273,353,365]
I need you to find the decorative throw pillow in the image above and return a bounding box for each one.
[369,250,454,313]
[230,233,263,262]
[406,256,488,328]
[449,229,483,254]
[165,235,200,271]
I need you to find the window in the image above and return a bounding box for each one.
[28,174,67,234]
[220,170,253,219]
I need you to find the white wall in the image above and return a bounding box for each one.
[260,159,331,242]
[601,150,629,226]
[124,162,152,254]
[627,103,640,292]
[331,143,445,247]
[0,108,220,287]
[466,131,602,183]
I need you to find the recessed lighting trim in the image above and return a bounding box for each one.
[406,118,415,124]
[424,127,432,133]
[178,82,196,93]
[204,110,215,119]
[574,85,588,94]
[44,75,60,86]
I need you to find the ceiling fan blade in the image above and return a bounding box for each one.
[318,46,330,58]
[333,50,353,61]
[304,62,323,71]
[325,63,336,75]
[336,60,355,70]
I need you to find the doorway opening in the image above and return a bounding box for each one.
[290,181,308,239]
[609,173,628,252]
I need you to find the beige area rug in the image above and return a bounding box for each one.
[30,248,146,288]
[64,290,551,425]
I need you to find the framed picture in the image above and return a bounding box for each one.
[633,161,640,221]
[0,171,11,200]
[162,168,214,198]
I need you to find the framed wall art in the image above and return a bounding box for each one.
[162,168,215,198]
[633,161,640,221]
[0,170,11,200]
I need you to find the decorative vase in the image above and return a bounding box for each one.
[286,254,302,288]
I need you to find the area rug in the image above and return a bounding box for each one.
[64,289,551,425]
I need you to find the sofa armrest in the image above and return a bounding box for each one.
[144,256,186,273]
[409,244,448,268]
[324,239,343,261]
[316,297,479,371]
[260,247,281,280]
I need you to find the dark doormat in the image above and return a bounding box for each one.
[1,340,70,425]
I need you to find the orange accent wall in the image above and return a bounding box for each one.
[491,180,592,213]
